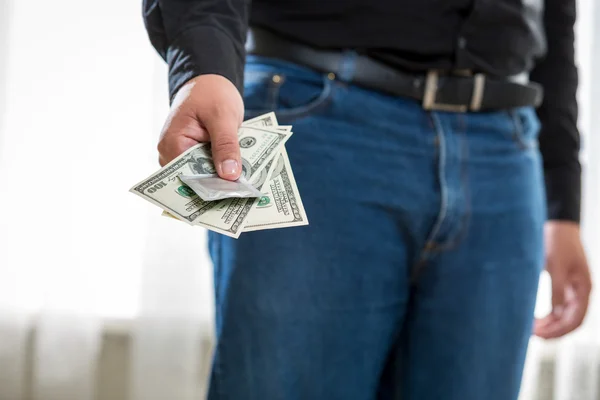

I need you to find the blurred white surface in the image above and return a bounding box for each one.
[0,0,156,317]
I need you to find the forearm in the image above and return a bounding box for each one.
[143,0,250,100]
[531,0,581,223]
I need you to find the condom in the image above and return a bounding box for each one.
[178,174,263,201]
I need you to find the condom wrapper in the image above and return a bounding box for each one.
[178,174,263,201]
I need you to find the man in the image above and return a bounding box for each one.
[143,1,592,399]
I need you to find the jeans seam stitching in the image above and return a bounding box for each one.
[411,112,447,282]
[426,125,472,252]
[508,109,533,150]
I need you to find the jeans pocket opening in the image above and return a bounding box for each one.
[244,70,284,111]
[508,108,538,150]
[244,71,335,123]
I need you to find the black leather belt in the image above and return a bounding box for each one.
[246,28,543,112]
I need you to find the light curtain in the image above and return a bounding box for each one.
[0,1,597,400]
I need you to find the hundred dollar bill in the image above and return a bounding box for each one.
[246,126,293,189]
[161,210,179,221]
[188,119,296,236]
[160,197,257,239]
[249,125,293,189]
[244,147,308,232]
[197,118,302,235]
[131,126,291,225]
[192,196,258,238]
[199,126,291,180]
[159,124,290,223]
[243,112,278,128]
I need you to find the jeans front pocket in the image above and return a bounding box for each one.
[243,56,334,123]
[508,106,541,150]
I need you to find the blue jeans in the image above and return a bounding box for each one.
[208,55,546,400]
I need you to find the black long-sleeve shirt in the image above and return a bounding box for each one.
[143,0,581,223]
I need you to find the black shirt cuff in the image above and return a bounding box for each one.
[166,26,245,101]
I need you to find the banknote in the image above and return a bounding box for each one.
[159,198,256,238]
[243,112,278,127]
[130,126,291,226]
[158,118,287,224]
[245,124,293,189]
[247,125,293,191]
[142,112,308,237]
[184,118,297,237]
[186,119,293,237]
[240,119,307,231]
[193,196,258,238]
[193,126,291,180]
[243,147,308,232]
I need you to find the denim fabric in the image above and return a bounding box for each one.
[207,55,546,400]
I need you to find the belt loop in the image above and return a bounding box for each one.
[469,74,486,111]
[336,51,358,82]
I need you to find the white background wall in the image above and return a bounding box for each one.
[0,0,212,319]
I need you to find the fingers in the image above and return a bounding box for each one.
[156,75,244,176]
[534,296,584,339]
[535,222,592,340]
[203,113,242,180]
[550,268,566,317]
[157,104,242,177]
[158,135,200,167]
[534,270,591,339]
[534,264,568,338]
[158,111,209,167]
[569,270,592,329]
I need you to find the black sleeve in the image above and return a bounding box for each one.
[143,0,250,100]
[530,0,581,222]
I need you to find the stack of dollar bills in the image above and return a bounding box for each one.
[129,112,308,238]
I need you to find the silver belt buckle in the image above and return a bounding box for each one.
[422,70,486,112]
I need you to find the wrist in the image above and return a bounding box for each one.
[545,220,580,235]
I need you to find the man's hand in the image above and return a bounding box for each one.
[158,74,244,180]
[534,221,592,339]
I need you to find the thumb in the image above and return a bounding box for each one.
[205,117,242,180]
[551,267,567,317]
